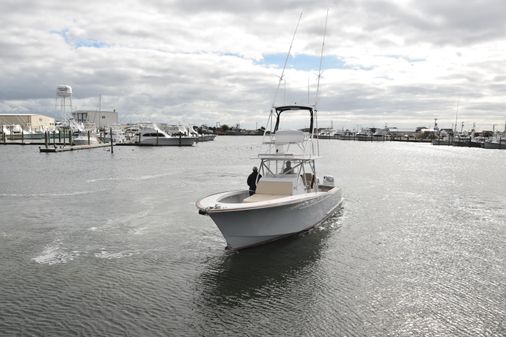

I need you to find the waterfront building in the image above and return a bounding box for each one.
[0,114,55,132]
[72,110,118,129]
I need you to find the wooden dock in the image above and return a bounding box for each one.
[39,143,112,153]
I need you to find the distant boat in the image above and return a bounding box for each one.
[62,119,101,146]
[99,125,127,144]
[452,134,472,147]
[72,131,101,145]
[1,124,22,136]
[137,124,195,146]
[196,105,343,249]
[483,136,506,149]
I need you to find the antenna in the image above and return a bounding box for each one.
[97,94,102,112]
[307,77,310,104]
[454,100,459,133]
[283,79,286,105]
[314,8,329,110]
[272,11,303,107]
[315,9,329,156]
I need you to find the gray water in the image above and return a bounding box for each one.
[0,137,504,337]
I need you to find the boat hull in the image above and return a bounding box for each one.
[139,137,195,146]
[73,137,100,145]
[201,188,342,249]
[483,141,506,149]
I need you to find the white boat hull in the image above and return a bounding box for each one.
[139,137,195,146]
[197,187,342,249]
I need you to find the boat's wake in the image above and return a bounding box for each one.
[86,172,175,183]
[32,239,140,265]
[31,240,80,265]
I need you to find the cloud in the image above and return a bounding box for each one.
[0,0,505,130]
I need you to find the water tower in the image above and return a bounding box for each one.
[55,85,73,122]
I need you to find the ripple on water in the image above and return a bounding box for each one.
[2,139,505,337]
[0,190,107,198]
[94,250,139,259]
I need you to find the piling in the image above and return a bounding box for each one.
[156,131,159,146]
[87,131,90,145]
[110,127,114,153]
[21,131,24,144]
[44,132,48,148]
[58,130,61,143]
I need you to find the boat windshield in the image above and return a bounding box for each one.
[258,157,317,191]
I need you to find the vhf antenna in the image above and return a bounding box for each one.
[315,9,329,156]
[272,11,303,107]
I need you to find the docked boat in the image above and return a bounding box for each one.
[137,124,195,146]
[1,124,22,138]
[72,130,101,145]
[196,105,343,249]
[99,125,128,144]
[483,136,506,149]
[56,119,101,146]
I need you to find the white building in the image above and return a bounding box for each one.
[0,114,55,132]
[72,110,118,129]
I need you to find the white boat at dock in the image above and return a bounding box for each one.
[137,124,195,146]
[61,119,101,146]
[483,136,506,149]
[72,130,101,145]
[196,105,343,249]
[99,125,128,144]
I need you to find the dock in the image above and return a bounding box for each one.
[39,143,112,153]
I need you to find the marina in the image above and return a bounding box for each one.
[2,2,506,336]
[0,85,218,153]
[315,127,506,149]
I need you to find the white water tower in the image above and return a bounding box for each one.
[55,85,73,121]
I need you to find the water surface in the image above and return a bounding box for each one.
[0,138,504,336]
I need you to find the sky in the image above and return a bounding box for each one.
[1,0,506,131]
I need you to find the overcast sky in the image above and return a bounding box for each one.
[1,0,506,130]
